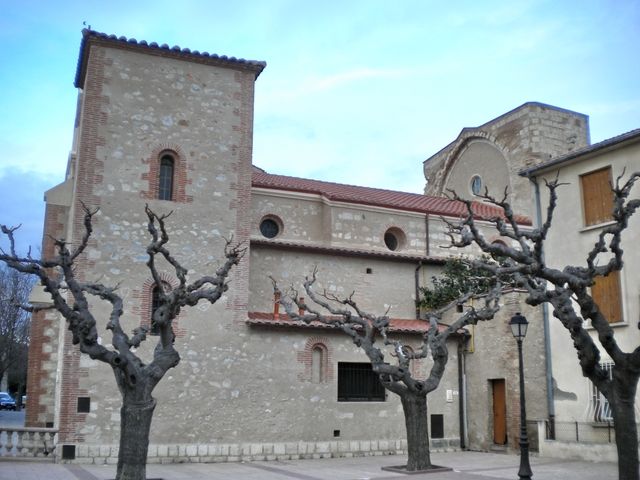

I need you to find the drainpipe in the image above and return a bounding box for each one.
[458,336,469,449]
[529,175,556,439]
[425,214,430,257]
[415,261,423,319]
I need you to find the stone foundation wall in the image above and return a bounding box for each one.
[64,437,461,464]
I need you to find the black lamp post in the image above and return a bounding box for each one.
[509,312,533,480]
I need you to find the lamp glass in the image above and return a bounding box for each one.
[509,313,528,340]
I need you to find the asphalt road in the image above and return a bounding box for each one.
[0,409,25,427]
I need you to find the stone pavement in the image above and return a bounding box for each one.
[0,451,618,480]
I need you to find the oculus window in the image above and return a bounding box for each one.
[470,175,483,196]
[259,216,282,239]
[384,227,406,252]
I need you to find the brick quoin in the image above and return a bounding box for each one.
[25,202,67,427]
[56,45,109,445]
[229,71,255,325]
[24,310,52,427]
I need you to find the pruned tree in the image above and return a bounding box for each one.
[272,269,502,471]
[0,265,33,398]
[0,204,243,480]
[446,173,640,480]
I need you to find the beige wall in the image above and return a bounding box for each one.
[252,190,429,256]
[533,139,640,423]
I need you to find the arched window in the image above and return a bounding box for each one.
[158,154,175,200]
[311,346,324,383]
[150,284,164,335]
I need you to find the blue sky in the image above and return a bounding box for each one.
[1,0,639,254]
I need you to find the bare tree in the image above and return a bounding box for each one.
[446,174,640,480]
[0,204,243,480]
[272,269,502,471]
[0,265,33,396]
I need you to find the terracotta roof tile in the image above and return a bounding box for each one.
[250,238,446,263]
[75,29,266,88]
[247,312,455,334]
[252,171,530,225]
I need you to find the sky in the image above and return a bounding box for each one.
[1,0,639,254]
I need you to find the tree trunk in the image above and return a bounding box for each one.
[611,374,640,480]
[116,398,156,480]
[400,392,431,471]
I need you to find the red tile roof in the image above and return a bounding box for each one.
[247,312,457,334]
[252,170,530,225]
[75,29,266,88]
[250,238,446,263]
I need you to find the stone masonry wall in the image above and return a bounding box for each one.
[55,41,256,452]
[424,103,590,217]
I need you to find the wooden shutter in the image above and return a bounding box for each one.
[581,168,613,226]
[592,271,623,323]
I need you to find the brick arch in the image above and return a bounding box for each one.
[133,273,186,338]
[141,143,193,203]
[489,236,509,247]
[437,132,510,196]
[297,336,333,383]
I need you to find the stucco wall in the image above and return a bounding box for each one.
[534,139,640,423]
[252,190,429,256]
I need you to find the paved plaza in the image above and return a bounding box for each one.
[0,451,618,480]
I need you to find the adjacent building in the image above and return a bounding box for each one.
[521,128,640,448]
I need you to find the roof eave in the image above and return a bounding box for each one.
[74,29,266,89]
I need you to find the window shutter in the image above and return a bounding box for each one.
[592,271,623,323]
[581,168,613,226]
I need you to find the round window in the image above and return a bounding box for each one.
[259,217,281,239]
[470,175,483,196]
[384,232,398,251]
[383,227,405,252]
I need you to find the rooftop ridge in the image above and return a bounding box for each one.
[252,170,531,225]
[74,29,267,88]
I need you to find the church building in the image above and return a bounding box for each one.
[25,30,591,463]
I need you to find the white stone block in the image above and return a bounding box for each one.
[186,445,198,457]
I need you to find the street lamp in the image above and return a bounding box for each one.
[509,312,533,480]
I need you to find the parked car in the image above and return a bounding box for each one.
[0,392,17,410]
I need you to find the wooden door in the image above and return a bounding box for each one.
[492,379,507,445]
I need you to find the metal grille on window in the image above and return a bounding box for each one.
[588,362,613,422]
[337,362,385,402]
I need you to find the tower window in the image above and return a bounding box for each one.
[158,154,175,200]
